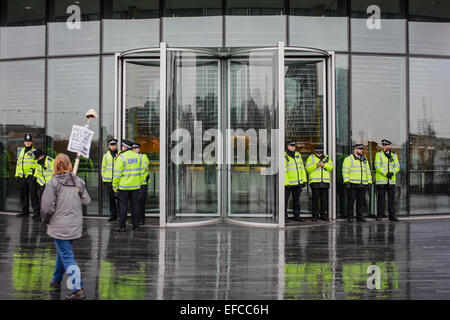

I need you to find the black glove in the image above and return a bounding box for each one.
[113,190,120,199]
[300,183,306,188]
[16,177,21,183]
[344,182,351,190]
[386,172,393,179]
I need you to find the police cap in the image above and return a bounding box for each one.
[286,139,296,146]
[121,139,133,149]
[314,145,324,153]
[381,139,392,146]
[108,138,118,145]
[24,134,32,142]
[352,143,364,150]
[132,143,140,149]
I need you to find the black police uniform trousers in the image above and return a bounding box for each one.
[285,185,302,219]
[347,184,366,218]
[20,176,40,215]
[105,182,119,219]
[118,189,140,229]
[311,184,329,218]
[138,184,148,223]
[377,184,396,218]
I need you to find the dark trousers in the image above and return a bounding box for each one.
[285,185,302,218]
[347,186,366,218]
[118,189,140,229]
[138,184,148,223]
[377,184,396,217]
[312,187,329,218]
[20,176,40,215]
[105,182,119,219]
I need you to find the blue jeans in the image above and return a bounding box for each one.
[52,239,83,292]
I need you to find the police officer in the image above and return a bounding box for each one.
[305,145,334,221]
[132,143,149,225]
[342,144,372,222]
[15,134,39,218]
[101,138,119,222]
[32,148,54,221]
[284,140,307,222]
[375,139,400,221]
[113,139,142,232]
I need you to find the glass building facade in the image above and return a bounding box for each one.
[0,0,449,222]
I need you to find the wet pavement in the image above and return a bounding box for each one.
[1,213,450,300]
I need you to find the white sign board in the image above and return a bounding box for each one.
[67,125,95,158]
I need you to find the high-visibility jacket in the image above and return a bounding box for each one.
[305,153,334,184]
[342,154,372,185]
[15,147,37,178]
[34,156,55,187]
[139,153,150,186]
[284,151,307,186]
[374,150,400,185]
[101,150,117,183]
[112,149,142,191]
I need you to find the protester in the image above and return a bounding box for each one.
[40,153,91,300]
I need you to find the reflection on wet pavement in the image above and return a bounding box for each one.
[1,214,450,299]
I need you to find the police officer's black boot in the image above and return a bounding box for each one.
[293,215,304,222]
[32,213,41,221]
[312,215,318,222]
[114,226,126,232]
[389,215,399,222]
[376,215,383,221]
[320,215,330,222]
[347,215,354,223]
[16,212,29,217]
[357,216,367,222]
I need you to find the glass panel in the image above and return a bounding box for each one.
[166,51,220,223]
[225,15,286,47]
[285,58,325,216]
[409,58,450,215]
[335,54,349,218]
[226,0,284,15]
[409,0,450,56]
[48,0,100,55]
[102,0,159,53]
[0,0,46,59]
[351,55,407,216]
[227,49,278,223]
[351,0,406,53]
[289,0,348,51]
[47,57,100,216]
[164,0,222,17]
[124,60,160,215]
[163,16,222,47]
[0,60,45,212]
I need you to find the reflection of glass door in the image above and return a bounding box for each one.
[284,59,326,216]
[226,49,279,225]
[117,44,335,227]
[124,59,160,216]
[165,50,221,225]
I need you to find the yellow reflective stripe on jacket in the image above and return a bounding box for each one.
[375,150,400,185]
[305,153,334,184]
[284,151,307,186]
[342,154,372,185]
[15,148,37,178]
[112,150,142,191]
[34,156,54,186]
[101,151,116,182]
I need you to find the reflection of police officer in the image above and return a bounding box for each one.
[32,148,54,221]
[342,144,372,222]
[305,145,334,221]
[132,143,149,225]
[101,139,119,222]
[113,140,142,232]
[284,140,307,222]
[15,134,40,218]
[375,139,400,222]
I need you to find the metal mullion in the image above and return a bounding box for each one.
[159,42,167,227]
[278,41,285,228]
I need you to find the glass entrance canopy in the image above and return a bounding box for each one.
[114,42,336,228]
